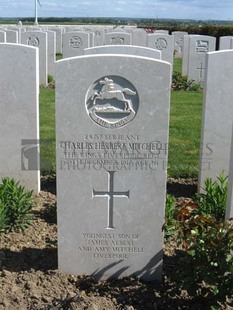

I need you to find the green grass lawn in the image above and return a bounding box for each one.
[39,58,203,178]
[173,58,182,74]
[169,91,202,178]
[39,87,56,174]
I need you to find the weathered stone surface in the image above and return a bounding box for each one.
[56,54,171,281]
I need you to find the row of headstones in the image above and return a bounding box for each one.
[0,28,179,85]
[3,25,233,85]
[0,42,170,281]
[3,28,217,87]
[4,25,233,87]
[1,42,233,281]
[0,26,179,69]
[0,25,181,54]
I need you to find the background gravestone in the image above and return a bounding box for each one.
[0,31,6,43]
[187,35,216,83]
[181,34,191,76]
[104,32,132,45]
[5,30,18,43]
[172,31,188,58]
[49,26,63,54]
[147,34,174,66]
[0,43,40,192]
[132,29,147,46]
[219,36,233,50]
[84,45,161,59]
[93,28,105,46]
[56,54,171,281]
[7,26,22,43]
[46,30,56,78]
[62,31,90,58]
[199,50,233,190]
[21,31,48,86]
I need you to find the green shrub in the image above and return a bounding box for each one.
[0,201,8,234]
[0,178,33,233]
[163,173,232,307]
[174,206,233,307]
[172,72,201,91]
[56,53,63,61]
[47,74,54,84]
[194,173,228,221]
[163,194,176,240]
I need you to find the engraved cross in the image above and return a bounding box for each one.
[92,171,130,229]
[197,62,205,78]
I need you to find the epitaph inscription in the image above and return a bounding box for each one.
[78,232,143,260]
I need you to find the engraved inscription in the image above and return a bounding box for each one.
[154,38,167,50]
[86,76,139,129]
[111,37,124,45]
[93,171,129,229]
[196,40,209,53]
[78,232,144,260]
[59,135,168,172]
[69,36,82,48]
[27,36,39,47]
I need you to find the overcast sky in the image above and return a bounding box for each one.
[0,0,233,20]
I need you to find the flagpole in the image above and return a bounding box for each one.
[34,0,38,25]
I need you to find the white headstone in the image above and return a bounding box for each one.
[219,36,233,50]
[21,31,48,86]
[132,29,147,47]
[155,30,169,34]
[46,30,56,78]
[147,34,174,66]
[0,43,40,192]
[88,32,94,47]
[6,30,18,43]
[56,54,171,281]
[0,31,6,43]
[49,26,63,54]
[187,35,216,83]
[6,26,21,43]
[62,31,90,58]
[93,28,105,46]
[104,32,132,45]
[84,45,161,59]
[172,31,188,58]
[199,50,233,190]
[182,35,190,76]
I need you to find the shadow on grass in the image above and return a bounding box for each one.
[167,181,197,198]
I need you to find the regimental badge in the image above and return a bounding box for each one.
[85,76,139,129]
[154,38,168,50]
[27,36,39,47]
[69,36,82,48]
